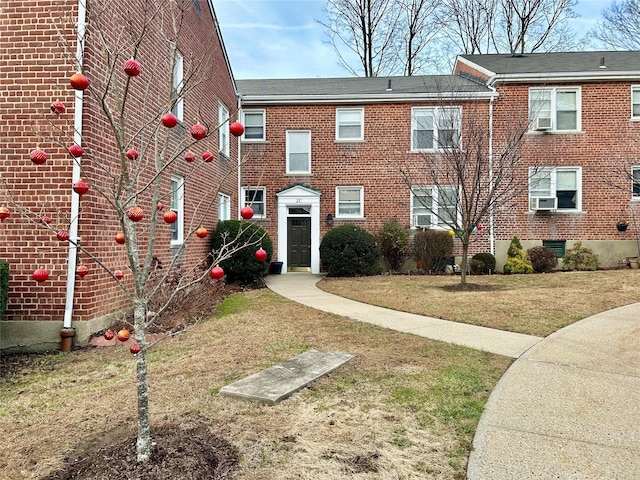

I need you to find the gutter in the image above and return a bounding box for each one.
[61,0,87,351]
[489,71,640,86]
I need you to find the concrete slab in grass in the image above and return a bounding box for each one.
[219,349,356,405]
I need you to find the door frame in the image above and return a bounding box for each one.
[276,185,321,274]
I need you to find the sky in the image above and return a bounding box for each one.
[214,0,614,80]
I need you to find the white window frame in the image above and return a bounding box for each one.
[632,166,640,199]
[632,86,640,120]
[336,108,364,141]
[219,103,230,157]
[286,130,311,174]
[411,107,461,151]
[410,185,459,229]
[171,49,184,121]
[241,187,266,219]
[335,186,364,219]
[242,109,265,141]
[528,166,582,212]
[218,192,231,221]
[529,87,581,132]
[170,175,184,245]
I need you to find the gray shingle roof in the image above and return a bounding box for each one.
[460,51,640,76]
[237,74,492,103]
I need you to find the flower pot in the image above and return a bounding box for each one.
[270,261,283,274]
[630,260,639,269]
[617,224,628,232]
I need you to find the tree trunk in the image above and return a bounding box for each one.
[460,240,469,284]
[134,301,151,463]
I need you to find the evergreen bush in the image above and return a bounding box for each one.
[562,241,599,271]
[527,246,558,273]
[0,259,8,319]
[210,220,273,284]
[320,224,381,277]
[377,219,410,272]
[503,236,533,274]
[470,252,496,274]
[414,230,454,273]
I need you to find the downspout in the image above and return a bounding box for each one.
[237,96,242,219]
[61,0,87,352]
[488,87,496,257]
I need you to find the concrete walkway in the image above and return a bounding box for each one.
[265,273,640,479]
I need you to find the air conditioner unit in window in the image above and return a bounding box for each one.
[535,117,552,130]
[531,196,557,211]
[413,214,432,228]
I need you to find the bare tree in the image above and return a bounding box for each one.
[439,0,497,54]
[397,0,443,75]
[401,93,529,284]
[320,0,402,76]
[591,0,640,50]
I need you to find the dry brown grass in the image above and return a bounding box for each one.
[318,270,640,336]
[0,289,509,480]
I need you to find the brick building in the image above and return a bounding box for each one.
[0,0,240,352]
[237,51,640,273]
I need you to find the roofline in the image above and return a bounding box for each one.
[207,0,238,95]
[454,56,496,79]
[488,71,640,86]
[239,91,498,106]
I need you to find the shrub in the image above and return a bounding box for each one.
[562,241,599,271]
[210,220,273,284]
[414,230,453,273]
[377,219,410,272]
[0,259,8,319]
[470,252,496,274]
[503,236,533,274]
[527,246,557,273]
[320,224,381,277]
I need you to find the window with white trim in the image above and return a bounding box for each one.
[171,50,184,121]
[218,193,230,221]
[286,130,311,174]
[219,103,229,156]
[241,187,266,218]
[632,166,640,198]
[170,175,184,244]
[632,87,640,120]
[411,186,458,228]
[336,186,364,218]
[411,107,461,151]
[529,167,581,211]
[242,110,265,141]
[336,108,364,141]
[529,87,580,132]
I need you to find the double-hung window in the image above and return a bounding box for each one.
[529,87,580,132]
[336,186,364,218]
[219,103,229,157]
[411,186,458,228]
[336,108,364,141]
[286,130,311,174]
[241,187,266,218]
[412,107,461,151]
[217,193,230,221]
[171,50,184,121]
[170,175,184,244]
[529,167,581,211]
[632,166,640,198]
[242,110,265,141]
[632,87,640,120]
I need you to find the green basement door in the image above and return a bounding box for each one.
[287,216,311,271]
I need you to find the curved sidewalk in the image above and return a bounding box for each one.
[265,273,640,479]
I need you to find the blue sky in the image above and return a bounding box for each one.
[214,0,612,79]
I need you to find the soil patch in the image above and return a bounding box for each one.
[440,282,505,292]
[42,421,238,480]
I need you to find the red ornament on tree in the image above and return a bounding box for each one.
[104,330,115,340]
[56,229,70,241]
[130,343,141,354]
[127,206,144,222]
[202,151,214,162]
[115,232,126,244]
[76,264,89,277]
[163,210,178,224]
[241,206,254,220]
[70,73,89,90]
[114,269,124,280]
[50,100,66,115]
[195,226,208,238]
[185,151,196,163]
[161,113,178,128]
[73,180,89,196]
[124,58,141,77]
[125,148,139,160]
[32,268,49,282]
[229,121,244,137]
[156,202,164,211]
[190,123,207,140]
[210,266,224,280]
[117,329,130,342]
[41,215,51,225]
[0,207,10,221]
[30,149,47,165]
[255,248,267,262]
[68,144,83,157]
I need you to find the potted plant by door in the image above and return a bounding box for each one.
[617,220,629,232]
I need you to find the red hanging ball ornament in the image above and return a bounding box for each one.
[41,215,51,224]
[56,229,70,241]
[114,269,124,280]
[73,180,89,196]
[124,58,141,77]
[70,73,90,90]
[185,151,196,163]
[125,148,139,160]
[104,330,115,340]
[196,226,208,238]
[202,151,214,162]
[210,266,224,280]
[130,343,141,354]
[50,100,66,115]
[190,123,207,140]
[127,206,144,222]
[163,210,178,224]
[68,144,83,157]
[32,268,49,282]
[115,232,126,244]
[0,207,10,221]
[161,113,178,128]
[229,121,244,137]
[76,264,89,277]
[255,248,267,262]
[30,149,47,165]
[240,206,254,220]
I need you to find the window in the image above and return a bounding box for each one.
[529,167,581,211]
[543,240,566,258]
[286,130,311,174]
[529,87,580,132]
[336,108,364,141]
[171,50,184,121]
[632,87,640,119]
[218,193,230,221]
[336,187,364,218]
[632,166,640,198]
[170,176,184,244]
[241,187,266,218]
[410,186,458,228]
[411,107,461,150]
[219,103,229,157]
[242,110,265,141]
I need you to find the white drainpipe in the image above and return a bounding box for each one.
[62,0,87,337]
[237,96,242,219]
[488,87,496,257]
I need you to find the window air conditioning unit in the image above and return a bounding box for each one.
[531,196,557,211]
[413,214,431,228]
[535,116,552,130]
